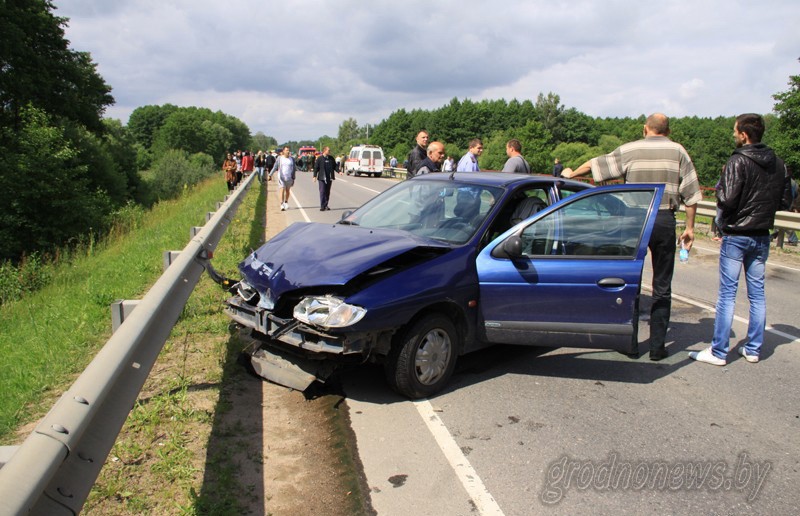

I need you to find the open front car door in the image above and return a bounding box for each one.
[477,184,665,355]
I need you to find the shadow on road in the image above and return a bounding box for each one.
[338,294,800,404]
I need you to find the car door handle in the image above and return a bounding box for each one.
[597,277,626,288]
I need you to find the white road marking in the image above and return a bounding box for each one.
[335,176,385,194]
[413,400,505,515]
[692,244,800,273]
[349,182,383,194]
[643,286,800,344]
[289,191,311,222]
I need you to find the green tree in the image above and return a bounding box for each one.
[552,142,600,170]
[597,135,624,154]
[101,119,146,204]
[251,131,278,152]
[0,106,112,260]
[0,0,113,133]
[146,149,215,201]
[480,120,552,172]
[559,108,598,145]
[772,69,800,173]
[534,92,564,143]
[149,107,249,165]
[338,118,360,144]
[127,104,178,149]
[371,108,415,154]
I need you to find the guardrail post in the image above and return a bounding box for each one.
[163,251,181,270]
[206,212,215,222]
[191,226,203,237]
[111,300,141,333]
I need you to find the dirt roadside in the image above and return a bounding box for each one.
[247,179,373,515]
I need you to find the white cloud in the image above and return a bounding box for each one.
[54,0,800,141]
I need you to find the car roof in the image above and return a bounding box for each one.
[411,171,592,189]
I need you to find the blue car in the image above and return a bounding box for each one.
[226,172,664,398]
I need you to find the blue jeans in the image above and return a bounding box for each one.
[711,235,770,359]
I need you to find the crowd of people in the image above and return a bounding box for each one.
[222,149,272,191]
[225,111,795,365]
[223,146,344,211]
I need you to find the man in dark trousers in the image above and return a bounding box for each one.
[314,146,338,211]
[406,130,429,178]
[690,113,792,366]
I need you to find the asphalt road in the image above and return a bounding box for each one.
[277,172,800,516]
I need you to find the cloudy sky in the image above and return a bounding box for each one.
[55,0,799,142]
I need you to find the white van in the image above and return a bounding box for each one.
[344,145,385,177]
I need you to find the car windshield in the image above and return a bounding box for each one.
[342,179,503,244]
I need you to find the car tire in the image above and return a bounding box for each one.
[385,314,458,399]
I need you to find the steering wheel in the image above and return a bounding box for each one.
[438,218,469,231]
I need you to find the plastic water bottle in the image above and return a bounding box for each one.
[678,241,689,264]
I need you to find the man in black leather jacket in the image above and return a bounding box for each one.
[405,130,429,178]
[716,139,792,234]
[691,113,792,367]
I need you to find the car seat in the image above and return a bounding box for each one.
[509,196,547,226]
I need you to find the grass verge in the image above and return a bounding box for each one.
[0,177,236,440]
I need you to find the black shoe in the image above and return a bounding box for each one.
[649,348,668,361]
[320,208,325,211]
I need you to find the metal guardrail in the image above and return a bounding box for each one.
[681,200,800,247]
[0,172,256,515]
[383,166,408,180]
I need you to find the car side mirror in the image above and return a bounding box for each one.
[340,210,353,220]
[492,235,523,259]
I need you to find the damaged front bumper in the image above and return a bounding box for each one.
[225,295,373,354]
[226,295,381,391]
[242,340,338,391]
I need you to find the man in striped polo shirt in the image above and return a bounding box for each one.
[561,113,702,361]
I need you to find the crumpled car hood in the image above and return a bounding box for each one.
[239,222,450,300]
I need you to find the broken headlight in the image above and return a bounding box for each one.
[293,295,367,328]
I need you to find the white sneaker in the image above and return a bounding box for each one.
[280,202,286,211]
[738,347,759,363]
[689,347,726,366]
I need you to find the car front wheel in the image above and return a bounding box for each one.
[385,314,458,399]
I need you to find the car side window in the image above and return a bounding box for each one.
[518,190,655,257]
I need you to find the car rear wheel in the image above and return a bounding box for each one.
[385,314,458,399]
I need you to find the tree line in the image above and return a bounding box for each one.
[362,89,799,187]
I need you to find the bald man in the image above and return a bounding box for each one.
[416,141,446,175]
